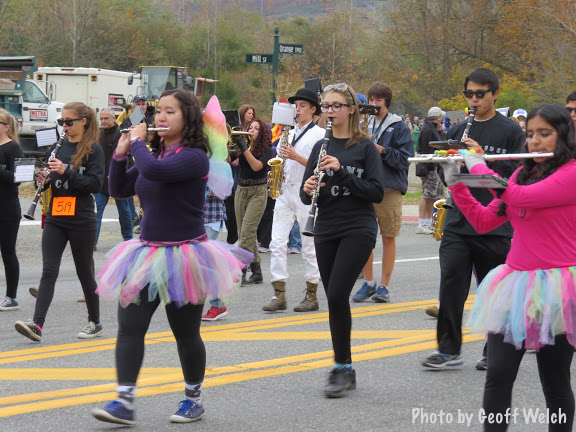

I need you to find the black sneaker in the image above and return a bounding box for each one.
[78,321,103,339]
[475,356,488,370]
[15,320,42,342]
[0,296,19,311]
[323,367,357,398]
[422,352,463,369]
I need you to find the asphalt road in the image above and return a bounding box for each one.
[0,199,570,432]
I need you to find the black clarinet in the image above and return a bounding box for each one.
[301,119,333,237]
[461,107,476,141]
[24,135,65,220]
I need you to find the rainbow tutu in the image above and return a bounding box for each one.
[469,264,576,350]
[97,239,253,307]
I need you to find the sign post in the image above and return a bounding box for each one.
[246,27,304,104]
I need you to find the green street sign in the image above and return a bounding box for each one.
[279,44,303,55]
[246,54,274,64]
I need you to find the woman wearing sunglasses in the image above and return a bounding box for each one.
[0,109,24,311]
[444,104,576,431]
[15,102,104,342]
[301,83,385,398]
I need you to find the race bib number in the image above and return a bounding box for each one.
[52,197,76,216]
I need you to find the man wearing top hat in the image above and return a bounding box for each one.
[262,88,326,313]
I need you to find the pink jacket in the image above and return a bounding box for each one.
[449,160,576,271]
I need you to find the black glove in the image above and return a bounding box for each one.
[233,135,248,153]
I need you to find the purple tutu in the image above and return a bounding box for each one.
[97,239,253,307]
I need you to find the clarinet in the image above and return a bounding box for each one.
[442,108,476,211]
[301,119,333,237]
[461,107,476,141]
[24,134,65,220]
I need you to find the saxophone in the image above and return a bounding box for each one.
[267,126,291,199]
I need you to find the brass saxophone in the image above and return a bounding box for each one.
[267,126,291,199]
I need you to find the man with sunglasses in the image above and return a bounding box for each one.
[422,68,525,370]
[565,90,576,129]
[352,82,414,304]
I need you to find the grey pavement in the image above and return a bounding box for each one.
[0,195,569,432]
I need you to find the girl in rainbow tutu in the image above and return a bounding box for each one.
[444,103,576,431]
[91,89,252,425]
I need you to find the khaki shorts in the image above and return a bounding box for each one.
[373,188,402,237]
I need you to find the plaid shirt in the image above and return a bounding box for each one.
[203,188,226,223]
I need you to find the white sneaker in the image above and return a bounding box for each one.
[416,225,434,235]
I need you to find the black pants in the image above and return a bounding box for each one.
[483,333,574,431]
[315,235,375,364]
[116,287,205,386]
[34,223,99,328]
[257,196,275,248]
[437,231,510,355]
[224,192,238,244]
[0,218,20,298]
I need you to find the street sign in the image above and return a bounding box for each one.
[279,44,304,55]
[246,54,274,64]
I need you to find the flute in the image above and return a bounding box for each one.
[120,127,170,133]
[408,152,554,163]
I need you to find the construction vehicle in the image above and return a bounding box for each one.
[116,66,218,126]
[0,56,64,156]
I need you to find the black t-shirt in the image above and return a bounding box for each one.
[300,137,385,242]
[238,147,274,181]
[443,113,525,237]
[0,140,24,221]
[45,139,105,231]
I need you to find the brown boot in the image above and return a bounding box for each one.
[293,282,319,312]
[262,281,286,312]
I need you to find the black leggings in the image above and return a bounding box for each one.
[315,235,375,364]
[34,223,98,328]
[0,218,20,298]
[483,333,574,431]
[116,287,206,386]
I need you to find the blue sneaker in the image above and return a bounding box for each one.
[371,284,390,303]
[91,400,135,425]
[352,282,377,302]
[422,352,464,369]
[170,399,205,423]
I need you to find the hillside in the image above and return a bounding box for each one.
[231,0,389,19]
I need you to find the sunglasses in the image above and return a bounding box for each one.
[462,89,493,99]
[57,117,84,127]
[324,83,349,93]
[566,107,576,114]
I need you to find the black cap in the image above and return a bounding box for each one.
[133,94,147,103]
[288,88,321,115]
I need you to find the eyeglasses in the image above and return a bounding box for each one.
[0,121,7,126]
[566,107,576,114]
[57,117,85,127]
[321,103,351,113]
[462,89,493,99]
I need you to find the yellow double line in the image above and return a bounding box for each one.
[0,298,480,417]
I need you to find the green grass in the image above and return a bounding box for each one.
[403,191,422,205]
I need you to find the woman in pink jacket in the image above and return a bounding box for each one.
[446,104,576,431]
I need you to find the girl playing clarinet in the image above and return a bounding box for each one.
[301,83,385,398]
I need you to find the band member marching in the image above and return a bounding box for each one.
[263,88,326,312]
[301,83,384,398]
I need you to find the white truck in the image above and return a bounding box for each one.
[33,67,141,117]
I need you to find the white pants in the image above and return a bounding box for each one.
[269,183,319,284]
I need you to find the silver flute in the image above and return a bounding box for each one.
[408,152,554,163]
[120,127,170,133]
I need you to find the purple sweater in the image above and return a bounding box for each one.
[109,139,209,242]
